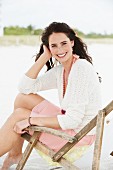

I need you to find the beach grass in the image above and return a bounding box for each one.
[0,35,41,46]
[0,35,113,46]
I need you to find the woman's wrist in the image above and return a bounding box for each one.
[40,52,51,61]
[28,117,32,126]
[28,117,44,127]
[28,117,39,126]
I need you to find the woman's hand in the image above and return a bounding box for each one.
[41,45,52,60]
[13,119,29,134]
[25,45,52,79]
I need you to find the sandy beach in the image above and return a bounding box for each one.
[0,43,113,169]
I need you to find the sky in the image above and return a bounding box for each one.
[1,0,113,34]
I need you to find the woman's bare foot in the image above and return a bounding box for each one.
[1,153,22,170]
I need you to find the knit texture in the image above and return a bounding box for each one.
[18,59,101,134]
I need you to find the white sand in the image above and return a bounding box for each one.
[0,43,113,169]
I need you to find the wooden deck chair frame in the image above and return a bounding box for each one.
[16,100,113,170]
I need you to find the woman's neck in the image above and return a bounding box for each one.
[62,54,79,75]
[62,57,73,76]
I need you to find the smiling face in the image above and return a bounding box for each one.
[49,32,74,64]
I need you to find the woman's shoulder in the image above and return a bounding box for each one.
[73,59,100,82]
[73,59,94,71]
[75,59,92,67]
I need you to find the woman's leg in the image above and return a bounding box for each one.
[0,108,31,154]
[0,93,45,169]
[0,108,31,170]
[10,93,45,155]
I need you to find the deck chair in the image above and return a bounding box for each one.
[16,100,113,170]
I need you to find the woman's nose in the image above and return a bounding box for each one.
[57,46,63,53]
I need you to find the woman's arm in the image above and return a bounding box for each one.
[14,117,61,134]
[30,117,61,128]
[18,46,58,94]
[26,45,51,79]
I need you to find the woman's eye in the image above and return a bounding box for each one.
[51,45,56,48]
[62,42,67,45]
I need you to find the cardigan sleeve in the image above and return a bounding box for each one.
[18,66,58,94]
[57,60,100,130]
[57,104,85,129]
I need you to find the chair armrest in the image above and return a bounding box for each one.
[26,126,76,143]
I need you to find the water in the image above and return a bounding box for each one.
[0,43,113,169]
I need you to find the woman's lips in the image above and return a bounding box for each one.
[57,52,67,58]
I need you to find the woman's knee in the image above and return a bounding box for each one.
[6,108,25,128]
[10,108,25,120]
[14,93,45,110]
[14,93,27,109]
[10,108,31,122]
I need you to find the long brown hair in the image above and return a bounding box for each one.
[35,22,92,71]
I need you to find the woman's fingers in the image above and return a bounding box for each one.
[13,119,29,134]
[43,45,52,59]
[13,124,22,134]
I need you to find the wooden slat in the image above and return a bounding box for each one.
[104,100,113,116]
[18,100,113,169]
[92,110,105,170]
[16,132,41,170]
[21,133,79,170]
[26,126,76,143]
[52,100,113,162]
[110,151,113,156]
[52,116,97,162]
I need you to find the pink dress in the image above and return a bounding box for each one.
[30,100,95,152]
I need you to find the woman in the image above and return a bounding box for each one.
[0,22,101,169]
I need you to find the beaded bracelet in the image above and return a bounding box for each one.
[28,117,32,126]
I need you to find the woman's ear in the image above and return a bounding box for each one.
[71,40,74,47]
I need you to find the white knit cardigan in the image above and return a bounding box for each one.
[18,59,101,135]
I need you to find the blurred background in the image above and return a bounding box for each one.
[0,0,113,126]
[0,0,113,169]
